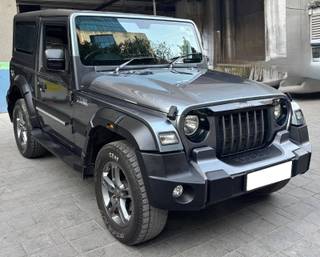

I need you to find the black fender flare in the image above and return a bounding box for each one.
[82,107,161,194]
[82,107,184,190]
[8,75,40,127]
[84,108,159,155]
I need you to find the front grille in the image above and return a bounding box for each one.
[216,108,269,156]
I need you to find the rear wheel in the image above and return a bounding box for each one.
[95,140,168,245]
[13,99,47,158]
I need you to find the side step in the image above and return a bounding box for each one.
[31,129,85,174]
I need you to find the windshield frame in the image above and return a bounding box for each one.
[70,13,204,70]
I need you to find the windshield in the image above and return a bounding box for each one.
[75,16,202,66]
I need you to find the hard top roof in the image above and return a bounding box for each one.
[14,9,192,23]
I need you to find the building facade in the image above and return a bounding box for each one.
[0,0,318,112]
[0,0,16,112]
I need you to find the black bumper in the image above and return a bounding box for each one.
[140,129,311,211]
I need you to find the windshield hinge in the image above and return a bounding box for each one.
[167,106,178,120]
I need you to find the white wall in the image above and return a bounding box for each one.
[0,0,16,62]
[268,0,320,81]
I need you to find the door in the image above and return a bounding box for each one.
[35,19,74,144]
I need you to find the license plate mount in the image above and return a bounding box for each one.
[246,162,292,191]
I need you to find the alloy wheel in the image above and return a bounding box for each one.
[101,162,133,226]
[16,109,28,150]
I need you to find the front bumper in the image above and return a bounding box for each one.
[141,127,311,211]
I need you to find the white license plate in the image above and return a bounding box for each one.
[246,162,292,191]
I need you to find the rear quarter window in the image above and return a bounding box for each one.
[14,23,36,54]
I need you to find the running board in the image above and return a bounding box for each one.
[31,129,85,174]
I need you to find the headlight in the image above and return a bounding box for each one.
[183,111,210,142]
[291,101,305,126]
[273,102,282,120]
[184,115,199,136]
[273,99,288,126]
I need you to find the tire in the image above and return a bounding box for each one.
[13,99,47,158]
[95,140,168,245]
[251,179,290,196]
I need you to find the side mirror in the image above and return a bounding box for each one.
[45,48,65,71]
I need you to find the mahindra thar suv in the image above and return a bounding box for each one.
[7,10,311,245]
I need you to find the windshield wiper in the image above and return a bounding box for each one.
[169,53,203,70]
[114,56,156,74]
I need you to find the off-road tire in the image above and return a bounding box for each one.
[95,140,168,245]
[13,99,47,158]
[252,179,290,195]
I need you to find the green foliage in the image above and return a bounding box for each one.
[178,37,191,56]
[79,34,197,65]
[119,36,153,58]
[309,0,320,8]
[152,42,173,63]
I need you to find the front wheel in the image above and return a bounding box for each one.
[95,140,168,245]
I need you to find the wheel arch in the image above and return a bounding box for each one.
[7,75,40,127]
[82,108,159,176]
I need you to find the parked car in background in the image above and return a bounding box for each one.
[7,10,311,245]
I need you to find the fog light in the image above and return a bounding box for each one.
[172,185,184,198]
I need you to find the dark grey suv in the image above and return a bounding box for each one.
[7,9,311,245]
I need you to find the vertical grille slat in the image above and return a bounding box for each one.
[253,110,258,147]
[238,113,242,152]
[260,109,265,145]
[221,116,227,155]
[216,107,268,157]
[246,112,250,149]
[230,114,235,153]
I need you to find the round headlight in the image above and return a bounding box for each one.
[273,99,288,126]
[274,103,282,120]
[184,115,199,136]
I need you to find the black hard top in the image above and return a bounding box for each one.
[15,9,75,20]
[14,9,187,22]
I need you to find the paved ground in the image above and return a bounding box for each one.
[0,96,320,257]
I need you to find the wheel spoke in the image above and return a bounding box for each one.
[17,125,21,138]
[101,184,110,206]
[112,165,122,188]
[21,131,27,143]
[108,202,117,215]
[103,176,115,191]
[121,194,131,199]
[117,200,128,224]
[119,199,130,222]
[19,112,25,127]
[19,129,24,142]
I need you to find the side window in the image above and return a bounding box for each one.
[14,23,36,54]
[42,24,68,72]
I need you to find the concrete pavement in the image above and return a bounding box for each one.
[0,95,320,257]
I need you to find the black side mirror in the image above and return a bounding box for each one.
[45,48,65,71]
